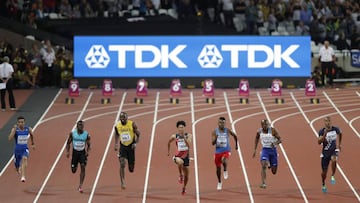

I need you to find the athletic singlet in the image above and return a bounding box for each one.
[15,126,30,150]
[215,128,231,153]
[72,130,89,151]
[258,127,275,148]
[115,120,135,146]
[175,133,189,158]
[318,126,341,151]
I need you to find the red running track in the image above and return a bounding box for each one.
[0,87,359,203]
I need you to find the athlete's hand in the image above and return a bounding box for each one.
[252,150,256,158]
[114,144,119,151]
[31,144,35,150]
[66,151,70,158]
[131,143,136,149]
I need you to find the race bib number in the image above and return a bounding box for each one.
[170,79,182,96]
[74,141,85,151]
[326,131,337,142]
[121,133,131,142]
[305,79,316,96]
[17,136,28,145]
[177,139,188,151]
[136,79,148,96]
[203,79,214,96]
[239,79,250,96]
[216,135,227,148]
[261,134,274,147]
[68,79,80,97]
[102,79,113,96]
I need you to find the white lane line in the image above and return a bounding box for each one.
[190,91,200,203]
[257,91,308,203]
[88,92,127,203]
[34,92,94,203]
[291,92,360,202]
[141,91,160,203]
[224,91,254,203]
[323,91,349,123]
[0,89,63,177]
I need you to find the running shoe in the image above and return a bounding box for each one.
[259,183,267,189]
[322,185,327,193]
[21,177,26,182]
[78,187,83,193]
[181,188,186,195]
[223,171,228,180]
[121,182,126,189]
[178,175,184,184]
[330,176,336,185]
[217,182,222,190]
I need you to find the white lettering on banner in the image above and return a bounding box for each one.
[109,45,187,68]
[352,54,360,65]
[221,44,300,68]
[87,44,302,69]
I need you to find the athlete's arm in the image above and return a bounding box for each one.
[8,125,16,141]
[66,132,73,158]
[211,130,217,145]
[229,129,238,150]
[167,134,176,156]
[114,125,119,151]
[253,131,260,158]
[29,127,35,149]
[318,129,326,145]
[132,121,140,144]
[272,128,282,146]
[86,134,91,155]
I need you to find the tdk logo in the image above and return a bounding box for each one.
[85,45,110,68]
[84,44,300,69]
[198,45,223,68]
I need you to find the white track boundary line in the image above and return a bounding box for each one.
[190,91,200,203]
[323,91,349,123]
[257,92,308,203]
[0,89,63,177]
[87,92,127,203]
[290,92,360,202]
[223,91,254,203]
[33,92,93,203]
[141,91,160,203]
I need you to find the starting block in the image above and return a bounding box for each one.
[65,98,74,104]
[170,98,179,104]
[134,98,143,104]
[305,79,320,104]
[310,98,320,104]
[206,98,215,104]
[101,98,111,104]
[65,79,79,104]
[239,79,250,104]
[240,98,249,104]
[275,98,285,104]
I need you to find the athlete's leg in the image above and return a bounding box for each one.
[260,160,268,186]
[321,157,330,186]
[21,156,28,180]
[80,163,86,188]
[183,165,189,189]
[330,155,337,176]
[119,157,126,189]
[269,151,278,175]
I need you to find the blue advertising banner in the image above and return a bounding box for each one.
[74,36,311,77]
[351,50,360,68]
